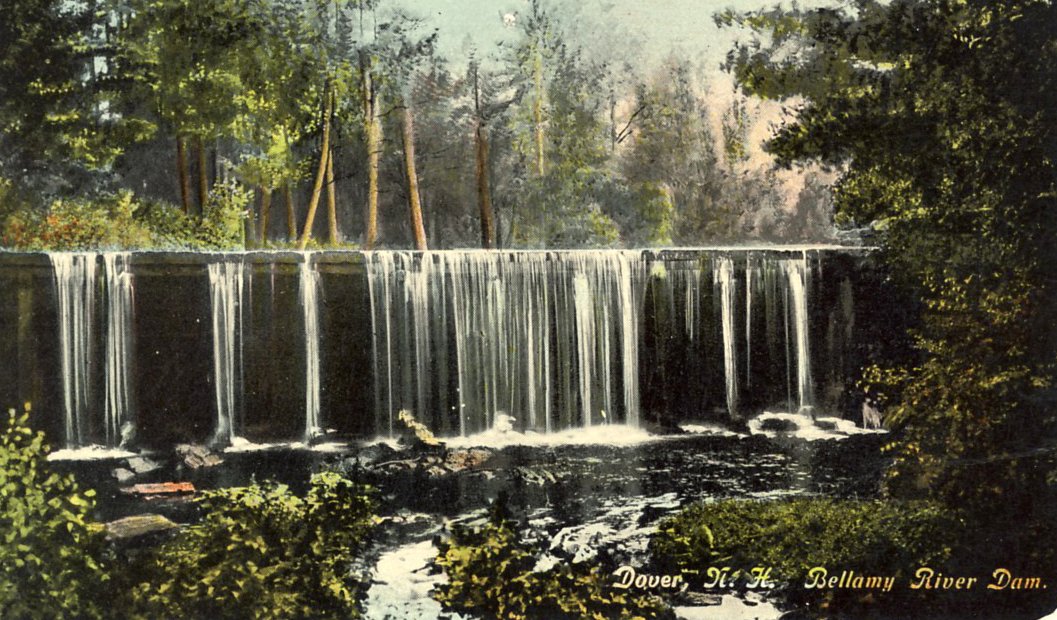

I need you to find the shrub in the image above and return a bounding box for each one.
[650,498,980,617]
[0,407,110,619]
[434,504,673,620]
[127,472,376,619]
[2,191,154,250]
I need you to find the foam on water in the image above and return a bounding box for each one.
[47,446,137,461]
[748,411,885,441]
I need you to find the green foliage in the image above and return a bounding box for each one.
[435,505,673,620]
[510,171,622,248]
[1,187,248,251]
[0,406,110,620]
[651,499,957,615]
[127,472,376,620]
[2,191,154,250]
[722,0,1057,515]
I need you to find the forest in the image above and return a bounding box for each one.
[0,0,836,252]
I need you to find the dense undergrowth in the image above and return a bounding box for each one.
[0,409,377,620]
[435,502,674,620]
[650,497,1057,619]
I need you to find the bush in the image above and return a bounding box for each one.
[127,472,376,619]
[1,181,249,251]
[434,504,673,620]
[2,191,155,250]
[0,406,110,619]
[651,498,958,616]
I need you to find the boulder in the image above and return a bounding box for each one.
[112,467,135,483]
[175,444,223,469]
[396,410,444,450]
[105,514,179,543]
[126,456,162,475]
[444,448,494,472]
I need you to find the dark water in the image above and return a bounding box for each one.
[51,426,888,619]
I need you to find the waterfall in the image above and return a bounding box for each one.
[51,253,96,448]
[784,257,814,412]
[103,253,134,447]
[366,252,396,435]
[32,248,853,447]
[300,255,322,441]
[366,251,645,435]
[716,258,738,417]
[208,259,244,445]
[572,274,596,426]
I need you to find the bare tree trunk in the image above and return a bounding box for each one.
[195,135,208,213]
[258,187,272,243]
[326,146,338,245]
[401,105,428,251]
[298,87,334,250]
[176,136,191,214]
[245,190,259,247]
[285,184,297,241]
[475,121,495,248]
[472,65,495,249]
[364,75,381,249]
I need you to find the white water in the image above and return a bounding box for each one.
[366,251,646,436]
[748,411,882,441]
[103,253,135,447]
[208,260,244,446]
[51,253,96,448]
[716,257,738,417]
[300,255,322,441]
[784,257,814,412]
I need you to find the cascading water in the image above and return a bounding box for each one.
[366,251,646,435]
[784,256,814,412]
[51,253,96,447]
[208,259,244,446]
[300,255,322,441]
[103,253,135,447]
[716,257,739,417]
[31,248,854,447]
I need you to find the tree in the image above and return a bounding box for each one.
[721,0,1057,515]
[620,60,732,243]
[0,0,114,193]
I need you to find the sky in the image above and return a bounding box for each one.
[394,0,836,73]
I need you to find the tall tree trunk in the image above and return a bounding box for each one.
[245,189,259,248]
[176,136,191,214]
[326,146,338,245]
[258,187,272,243]
[195,135,208,213]
[364,75,381,249]
[401,105,428,251]
[285,184,297,241]
[298,87,334,250]
[475,121,495,248]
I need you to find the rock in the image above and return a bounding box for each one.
[682,592,724,606]
[351,442,400,468]
[122,481,195,496]
[105,514,179,542]
[126,456,162,475]
[444,448,493,472]
[175,444,223,469]
[396,410,444,450]
[759,418,798,433]
[112,467,135,483]
[813,419,838,431]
